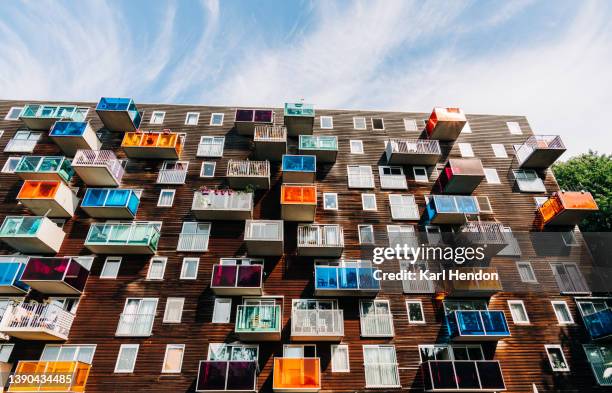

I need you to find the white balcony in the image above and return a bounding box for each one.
[227,160,270,190]
[244,220,283,256]
[291,309,344,341]
[0,302,74,341]
[254,125,287,161]
[515,135,566,168]
[297,225,344,257]
[385,139,442,165]
[192,191,253,220]
[72,150,124,186]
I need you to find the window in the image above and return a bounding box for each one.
[150,111,166,124]
[507,121,522,135]
[545,345,569,372]
[0,130,4,139]
[114,344,139,373]
[550,263,589,294]
[462,122,472,133]
[507,300,530,324]
[100,257,121,279]
[484,168,501,184]
[185,112,200,125]
[116,298,158,337]
[177,222,211,251]
[212,298,232,323]
[358,225,375,245]
[363,345,400,388]
[458,142,474,157]
[413,166,428,182]
[552,301,574,325]
[389,194,419,220]
[0,343,14,362]
[323,193,338,210]
[320,116,333,129]
[561,230,579,247]
[2,157,21,173]
[387,225,418,250]
[162,344,185,373]
[210,113,224,126]
[4,107,22,120]
[425,225,442,245]
[379,166,407,189]
[4,130,41,153]
[371,118,385,130]
[197,136,225,157]
[534,196,549,207]
[157,189,176,207]
[491,144,508,158]
[360,300,394,337]
[406,300,425,324]
[347,165,374,188]
[180,258,199,279]
[200,162,216,177]
[353,117,367,130]
[41,344,96,364]
[331,345,350,372]
[516,261,537,283]
[146,257,167,280]
[350,140,364,154]
[208,343,258,361]
[158,160,189,184]
[361,194,377,211]
[404,119,418,132]
[163,297,185,323]
[419,344,484,362]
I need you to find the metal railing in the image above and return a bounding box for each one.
[364,363,401,388]
[244,220,283,241]
[380,175,407,189]
[4,139,39,153]
[0,302,74,339]
[227,160,270,177]
[73,150,125,180]
[115,313,155,336]
[386,139,441,154]
[297,225,344,247]
[254,125,287,141]
[361,314,394,336]
[515,135,565,164]
[85,222,160,248]
[292,309,344,336]
[157,168,188,184]
[177,233,210,252]
[348,174,375,188]
[197,141,224,157]
[192,191,253,211]
[588,361,612,386]
[390,203,420,220]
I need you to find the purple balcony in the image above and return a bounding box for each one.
[210,264,263,295]
[21,257,89,295]
[196,360,257,392]
[234,108,274,135]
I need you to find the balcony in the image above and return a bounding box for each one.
[284,102,315,136]
[282,155,316,183]
[456,222,509,257]
[14,156,74,184]
[157,161,188,184]
[49,121,102,155]
[281,185,317,222]
[273,357,321,392]
[21,257,89,295]
[254,125,287,161]
[538,191,598,226]
[434,159,485,194]
[297,224,344,257]
[84,222,160,254]
[422,360,506,392]
[0,216,65,253]
[425,195,480,224]
[196,360,257,392]
[244,220,284,256]
[0,302,74,340]
[385,139,442,165]
[81,188,140,219]
[235,304,282,341]
[121,130,185,159]
[211,264,263,295]
[0,258,29,294]
[314,263,380,296]
[584,344,612,386]
[192,190,253,220]
[72,150,125,186]
[425,107,467,141]
[227,160,271,190]
[446,267,503,297]
[298,135,338,163]
[7,360,91,393]
[513,169,546,193]
[447,310,510,341]
[515,135,566,168]
[234,108,274,135]
[17,180,78,218]
[579,307,612,341]
[19,104,87,130]
[291,309,344,341]
[95,97,142,132]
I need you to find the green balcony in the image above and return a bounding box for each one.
[19,104,88,130]
[0,216,65,254]
[84,222,160,254]
[284,102,315,136]
[298,135,338,163]
[235,304,282,341]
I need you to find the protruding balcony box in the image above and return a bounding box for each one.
[291,302,344,341]
[297,224,344,257]
[121,130,185,159]
[314,261,380,297]
[235,304,282,341]
[515,135,566,168]
[284,102,315,136]
[273,357,321,392]
[84,222,160,254]
[19,104,88,130]
[254,125,287,161]
[281,185,317,222]
[192,190,253,220]
[0,302,75,340]
[21,257,89,295]
[425,195,480,224]
[422,360,506,392]
[447,310,510,341]
[81,188,140,219]
[513,169,546,193]
[456,222,509,257]
[385,139,442,165]
[298,135,338,163]
[234,108,274,135]
[95,97,142,132]
[282,155,316,184]
[0,216,65,254]
[244,220,283,256]
[537,191,598,226]
[8,360,91,393]
[0,258,29,294]
[196,360,257,392]
[14,156,74,184]
[227,160,271,190]
[576,298,612,341]
[17,180,78,218]
[425,107,467,141]
[584,344,612,386]
[49,121,102,156]
[434,159,485,194]
[210,264,263,295]
[446,267,503,297]
[72,150,125,186]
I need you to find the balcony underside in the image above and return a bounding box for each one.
[16,172,67,183]
[387,152,441,166]
[285,116,314,136]
[282,204,316,222]
[50,133,102,156]
[0,327,67,341]
[0,284,28,295]
[291,333,343,342]
[97,111,138,132]
[19,198,76,218]
[20,117,60,131]
[519,149,566,168]
[123,146,180,159]
[297,246,343,258]
[245,240,283,256]
[255,140,286,161]
[298,148,337,164]
[544,209,595,226]
[85,243,156,255]
[440,175,485,194]
[429,213,471,225]
[455,234,508,258]
[228,176,270,190]
[73,167,120,187]
[193,209,252,221]
[236,330,281,342]
[283,172,316,184]
[211,286,263,296]
[0,237,63,254]
[314,288,379,297]
[22,280,83,295]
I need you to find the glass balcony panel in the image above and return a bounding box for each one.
[284,103,315,117]
[50,121,87,136]
[273,358,320,390]
[212,265,238,287]
[0,217,42,236]
[17,181,59,199]
[476,362,506,390]
[339,268,358,289]
[0,262,28,292]
[358,267,381,290]
[236,305,281,332]
[237,265,262,287]
[227,361,257,390]
[254,110,273,123]
[282,155,316,172]
[583,309,612,340]
[9,361,90,392]
[281,185,316,204]
[428,362,457,389]
[315,267,338,289]
[82,189,108,206]
[456,311,485,336]
[197,361,227,391]
[236,109,254,122]
[454,362,480,389]
[481,311,509,335]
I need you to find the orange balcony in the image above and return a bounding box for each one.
[8,360,91,392]
[17,180,78,217]
[281,185,317,222]
[538,191,598,226]
[273,358,321,392]
[426,107,467,141]
[121,130,185,159]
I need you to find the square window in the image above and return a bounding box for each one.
[114,344,139,373]
[320,116,333,129]
[200,162,216,177]
[210,113,224,126]
[163,297,185,323]
[100,257,121,279]
[545,345,569,372]
[0,344,14,363]
[507,300,530,324]
[552,301,574,325]
[371,118,385,130]
[150,111,166,125]
[212,298,232,323]
[358,225,375,245]
[2,157,21,173]
[157,189,176,207]
[561,231,579,247]
[162,344,185,373]
[484,168,501,184]
[147,257,167,280]
[331,345,350,372]
[4,130,41,153]
[403,119,418,132]
[413,166,428,182]
[180,258,199,280]
[507,121,522,135]
[458,143,474,157]
[353,117,367,130]
[517,261,537,283]
[323,193,338,210]
[361,194,377,211]
[406,300,425,324]
[4,107,22,120]
[350,140,364,154]
[491,144,508,158]
[185,112,200,125]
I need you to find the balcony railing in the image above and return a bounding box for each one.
[192,191,253,220]
[385,139,442,165]
[49,121,102,155]
[81,188,140,218]
[121,131,184,159]
[254,125,287,161]
[196,360,257,392]
[21,257,89,295]
[273,358,320,392]
[157,166,188,184]
[299,135,337,150]
[538,191,598,226]
[115,313,155,336]
[0,260,29,294]
[235,305,281,340]
[515,135,566,168]
[581,309,612,340]
[19,104,87,130]
[584,344,612,386]
[425,107,467,141]
[425,195,480,224]
[14,156,74,184]
[380,174,408,190]
[446,267,502,295]
[314,264,380,296]
[197,139,225,157]
[291,309,344,339]
[390,199,420,220]
[72,150,125,186]
[364,363,401,388]
[587,360,612,386]
[297,225,344,257]
[84,222,160,254]
[0,216,65,254]
[0,302,75,341]
[17,180,78,218]
[360,314,394,337]
[254,125,287,142]
[177,233,210,252]
[284,102,315,118]
[282,155,316,183]
[457,222,508,256]
[284,102,315,136]
[227,160,271,190]
[211,264,263,295]
[422,360,506,392]
[447,310,510,340]
[434,158,485,194]
[95,97,142,131]
[7,360,91,392]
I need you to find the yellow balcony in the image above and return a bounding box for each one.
[17,181,78,218]
[273,358,321,392]
[538,191,599,226]
[121,130,185,159]
[281,185,316,222]
[8,361,90,392]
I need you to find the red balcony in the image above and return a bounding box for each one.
[281,185,317,222]
[426,107,467,141]
[210,264,263,296]
[538,191,598,226]
[434,159,485,194]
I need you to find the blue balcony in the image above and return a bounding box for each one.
[314,263,380,296]
[0,258,29,295]
[282,155,316,183]
[95,97,142,132]
[425,195,480,224]
[19,104,88,130]
[284,102,315,136]
[81,188,140,219]
[582,309,612,340]
[49,121,102,155]
[447,310,510,341]
[14,156,74,184]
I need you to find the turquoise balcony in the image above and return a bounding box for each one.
[447,310,510,341]
[235,304,282,341]
[81,188,140,219]
[284,102,315,136]
[584,344,612,386]
[0,258,29,294]
[282,155,316,183]
[19,104,88,130]
[14,156,74,184]
[49,121,102,155]
[95,97,142,131]
[425,195,480,224]
[298,135,338,163]
[85,222,160,254]
[314,263,380,296]
[582,309,612,340]
[0,216,66,254]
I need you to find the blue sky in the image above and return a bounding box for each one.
[1,0,611,157]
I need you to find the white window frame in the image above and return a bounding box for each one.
[507,300,530,325]
[185,112,200,125]
[507,121,522,135]
[362,345,400,388]
[4,130,41,153]
[320,116,333,129]
[0,130,4,139]
[353,117,367,130]
[210,113,224,126]
[358,224,375,245]
[462,122,472,133]
[412,166,428,182]
[331,344,350,372]
[347,165,374,188]
[371,118,385,131]
[361,194,377,211]
[200,161,216,178]
[161,344,185,373]
[41,344,96,364]
[516,261,537,283]
[0,343,14,363]
[350,140,364,154]
[484,168,501,184]
[197,136,225,157]
[323,193,338,210]
[163,297,185,323]
[458,142,474,157]
[149,111,166,125]
[4,107,23,120]
[406,300,425,324]
[177,222,211,252]
[491,144,508,158]
[114,344,139,373]
[545,345,570,372]
[146,256,167,280]
[180,257,200,280]
[551,301,574,325]
[2,156,21,173]
[561,230,579,247]
[403,119,418,132]
[100,257,122,279]
[157,189,176,207]
[116,298,158,337]
[212,298,232,323]
[388,194,419,220]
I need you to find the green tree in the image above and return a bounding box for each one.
[552,151,612,232]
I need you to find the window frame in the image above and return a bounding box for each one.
[516,261,538,283]
[412,166,428,182]
[100,257,122,279]
[331,344,350,373]
[403,119,418,132]
[323,192,338,211]
[362,344,400,388]
[371,118,385,131]
[507,300,530,325]
[353,117,367,130]
[180,257,200,280]
[185,112,200,126]
[2,156,21,173]
[200,161,216,178]
[405,300,425,324]
[212,298,232,323]
[149,111,166,125]
[161,344,185,374]
[507,121,522,135]
[551,301,574,325]
[210,113,225,126]
[157,189,176,207]
[319,116,333,129]
[544,345,570,372]
[163,297,185,324]
[491,144,508,158]
[358,224,375,245]
[114,344,139,373]
[458,142,474,157]
[350,140,364,154]
[484,168,501,184]
[4,107,23,120]
[361,193,378,211]
[146,256,167,281]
